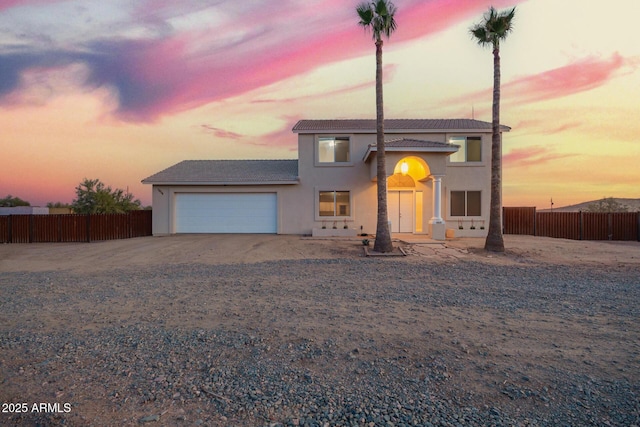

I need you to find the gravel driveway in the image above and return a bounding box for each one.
[1,235,639,426]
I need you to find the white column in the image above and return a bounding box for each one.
[429,175,444,224]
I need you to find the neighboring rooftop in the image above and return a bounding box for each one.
[293,119,511,133]
[142,160,298,185]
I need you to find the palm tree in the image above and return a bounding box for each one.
[357,0,397,253]
[470,6,516,253]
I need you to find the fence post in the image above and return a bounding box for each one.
[533,207,537,236]
[29,214,34,243]
[8,215,12,243]
[579,211,583,241]
[86,214,91,243]
[637,212,640,242]
[607,212,613,240]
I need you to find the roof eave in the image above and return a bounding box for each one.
[363,146,459,162]
[294,127,509,134]
[142,179,300,186]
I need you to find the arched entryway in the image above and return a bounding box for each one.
[387,156,431,233]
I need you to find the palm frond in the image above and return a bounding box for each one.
[469,26,491,46]
[356,2,373,25]
[357,0,397,41]
[374,0,389,16]
[469,6,516,47]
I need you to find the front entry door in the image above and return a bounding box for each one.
[388,191,413,233]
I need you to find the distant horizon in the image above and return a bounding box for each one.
[1,0,638,209]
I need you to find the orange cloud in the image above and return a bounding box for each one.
[503,146,576,168]
[513,119,583,136]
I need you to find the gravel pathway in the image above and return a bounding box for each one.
[1,256,639,426]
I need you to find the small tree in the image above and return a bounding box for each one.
[71,178,141,214]
[0,195,31,207]
[584,197,629,213]
[47,201,72,208]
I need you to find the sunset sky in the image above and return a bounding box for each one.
[1,0,638,209]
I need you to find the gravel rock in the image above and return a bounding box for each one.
[1,257,638,426]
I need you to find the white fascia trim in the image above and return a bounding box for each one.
[363,146,459,162]
[142,180,300,186]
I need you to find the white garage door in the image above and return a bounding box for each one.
[175,193,277,233]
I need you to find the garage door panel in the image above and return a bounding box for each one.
[176,193,277,233]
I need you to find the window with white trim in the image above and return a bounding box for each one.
[319,191,351,217]
[449,136,481,162]
[318,137,350,163]
[451,191,481,216]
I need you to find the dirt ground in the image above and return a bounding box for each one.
[1,234,639,273]
[1,234,639,426]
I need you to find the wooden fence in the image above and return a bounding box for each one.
[503,207,640,241]
[0,210,152,243]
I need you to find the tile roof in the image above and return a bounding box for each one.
[292,119,511,132]
[142,160,298,185]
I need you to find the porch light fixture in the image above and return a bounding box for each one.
[400,161,409,176]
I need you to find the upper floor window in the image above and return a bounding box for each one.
[318,137,350,163]
[449,136,481,162]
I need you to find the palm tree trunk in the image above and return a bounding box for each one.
[373,39,393,253]
[484,45,505,252]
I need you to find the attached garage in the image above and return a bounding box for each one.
[175,193,277,234]
[142,160,299,236]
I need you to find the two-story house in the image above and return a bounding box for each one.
[142,118,510,239]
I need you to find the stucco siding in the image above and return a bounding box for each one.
[145,119,504,238]
[442,133,492,235]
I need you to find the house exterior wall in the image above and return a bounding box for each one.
[442,132,492,236]
[290,130,493,237]
[292,133,379,235]
[150,185,171,235]
[148,125,498,238]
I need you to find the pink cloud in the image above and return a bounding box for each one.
[394,0,524,43]
[1,0,530,122]
[252,64,398,105]
[196,117,299,151]
[0,0,36,10]
[99,0,528,121]
[246,117,301,150]
[503,53,627,104]
[0,0,21,8]
[503,146,576,168]
[0,0,56,10]
[201,125,244,140]
[452,53,630,109]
